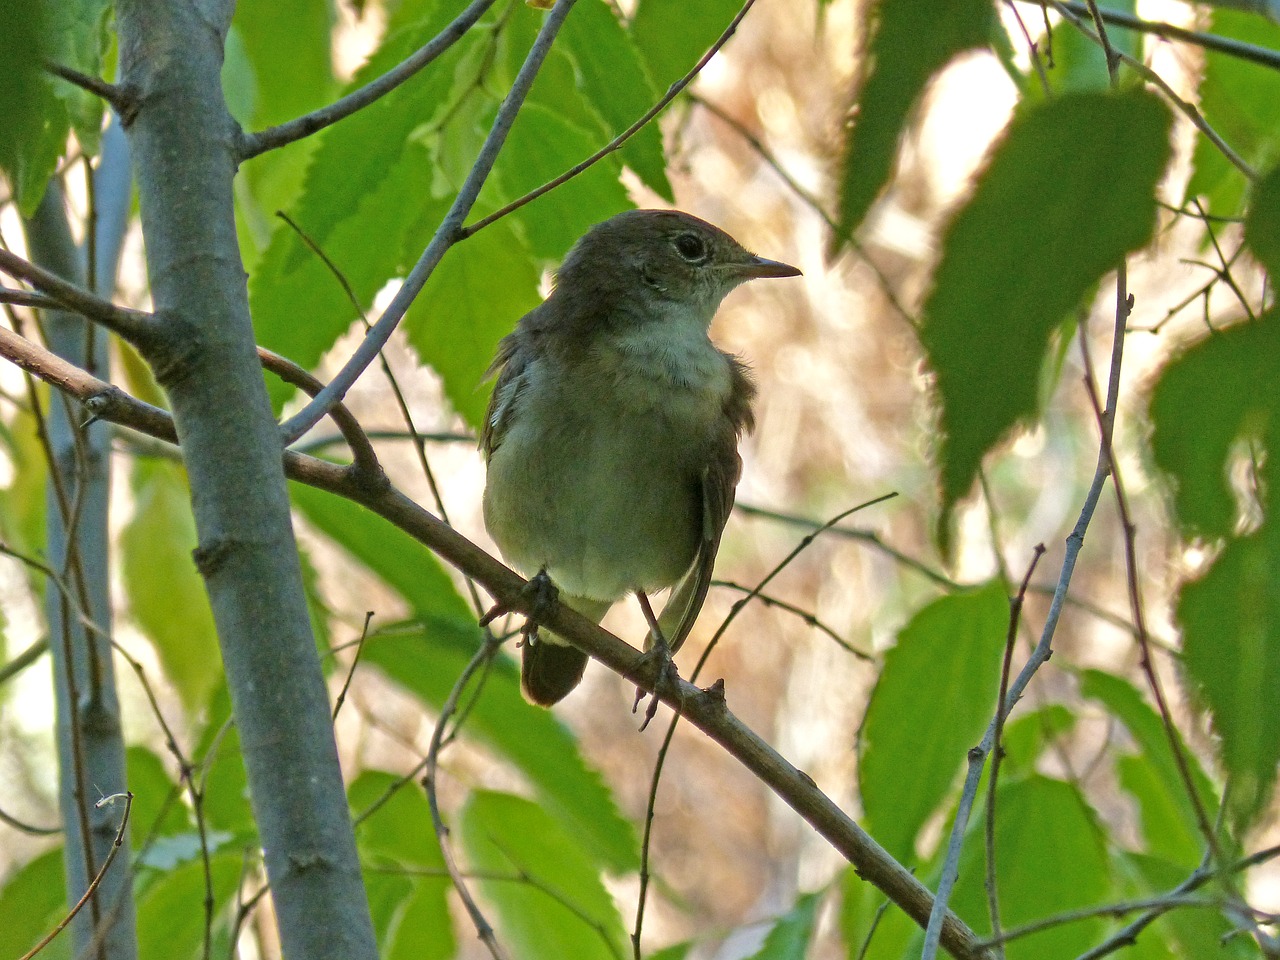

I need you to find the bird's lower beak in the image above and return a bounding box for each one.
[738,255,802,280]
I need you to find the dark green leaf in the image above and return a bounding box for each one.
[493,104,631,259]
[136,854,243,960]
[362,629,639,873]
[859,581,1009,860]
[45,0,110,156]
[1245,162,1280,276]
[402,220,541,428]
[835,0,993,240]
[745,891,823,960]
[1079,670,1215,866]
[349,772,455,960]
[251,139,441,411]
[1186,11,1280,218]
[121,460,221,712]
[1021,0,1139,103]
[1148,314,1279,539]
[290,481,472,624]
[559,0,671,200]
[0,0,68,215]
[951,775,1111,959]
[230,0,335,129]
[922,90,1171,545]
[0,849,69,960]
[631,0,742,91]
[1179,529,1280,827]
[460,790,627,960]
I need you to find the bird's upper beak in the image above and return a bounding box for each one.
[736,255,802,280]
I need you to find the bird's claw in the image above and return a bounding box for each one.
[479,569,559,644]
[632,634,681,731]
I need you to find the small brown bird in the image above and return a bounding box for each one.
[481,209,801,705]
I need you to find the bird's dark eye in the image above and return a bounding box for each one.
[673,233,708,263]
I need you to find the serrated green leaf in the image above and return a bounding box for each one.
[290,481,472,623]
[460,790,627,960]
[402,220,541,428]
[136,853,243,960]
[859,581,1009,860]
[362,629,639,873]
[631,0,742,91]
[230,0,335,129]
[745,891,822,960]
[1148,315,1279,539]
[0,849,69,960]
[251,137,441,410]
[951,775,1111,959]
[283,1,464,266]
[349,772,455,960]
[1245,162,1280,275]
[1079,670,1215,866]
[835,0,993,241]
[493,104,631,259]
[1186,11,1280,218]
[559,0,671,200]
[922,90,1171,546]
[121,459,221,712]
[127,745,192,843]
[1179,528,1280,827]
[0,0,68,215]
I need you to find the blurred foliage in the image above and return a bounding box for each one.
[2,0,1280,958]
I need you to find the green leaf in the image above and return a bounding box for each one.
[284,2,464,261]
[120,459,221,712]
[402,220,541,428]
[649,942,694,960]
[835,0,993,240]
[858,581,1009,860]
[45,0,111,156]
[361,629,639,873]
[1000,703,1075,773]
[951,775,1111,960]
[0,406,50,591]
[1245,162,1280,276]
[193,686,257,841]
[460,790,628,960]
[1079,670,1215,866]
[349,772,455,960]
[492,104,631,260]
[745,891,823,960]
[250,140,440,411]
[127,745,192,843]
[1022,0,1139,103]
[1186,11,1280,218]
[0,0,68,215]
[136,853,243,960]
[230,0,335,129]
[921,90,1171,545]
[559,0,671,200]
[289,481,472,624]
[631,0,742,91]
[0,849,69,960]
[1179,529,1280,827]
[1148,314,1280,539]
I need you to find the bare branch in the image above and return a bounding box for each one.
[0,249,152,343]
[238,0,498,159]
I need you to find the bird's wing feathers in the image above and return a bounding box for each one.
[657,432,744,655]
[481,332,527,458]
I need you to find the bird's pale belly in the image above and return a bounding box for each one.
[483,406,703,602]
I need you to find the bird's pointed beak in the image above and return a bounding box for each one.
[737,255,802,280]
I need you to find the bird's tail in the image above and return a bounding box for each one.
[521,595,610,706]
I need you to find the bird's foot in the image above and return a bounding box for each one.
[632,633,682,731]
[479,569,559,646]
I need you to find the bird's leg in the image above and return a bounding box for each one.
[479,568,559,647]
[632,590,680,730]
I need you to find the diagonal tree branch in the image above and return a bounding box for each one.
[0,327,995,960]
[279,0,580,446]
[237,0,499,160]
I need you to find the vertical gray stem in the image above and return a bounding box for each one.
[112,1,379,956]
[24,158,137,959]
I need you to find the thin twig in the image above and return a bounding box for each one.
[711,579,873,660]
[332,612,375,721]
[18,793,132,960]
[279,0,580,446]
[460,0,760,239]
[984,545,1046,960]
[0,248,151,343]
[240,0,498,159]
